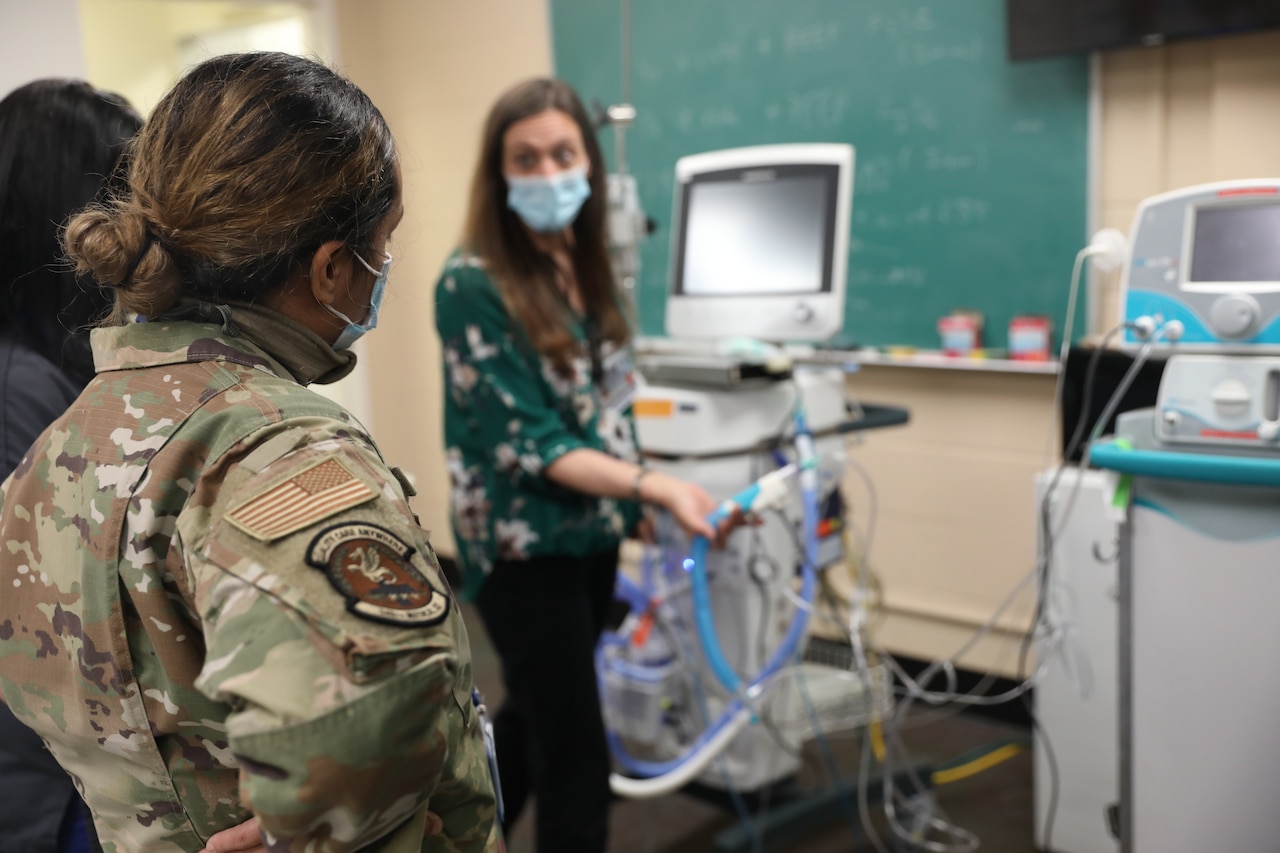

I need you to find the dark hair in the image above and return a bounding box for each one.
[463,77,629,370]
[0,79,141,384]
[65,52,399,323]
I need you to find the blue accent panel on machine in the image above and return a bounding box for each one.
[1123,290,1280,348]
[1122,289,1209,344]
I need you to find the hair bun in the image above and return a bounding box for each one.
[64,203,181,317]
[64,203,147,285]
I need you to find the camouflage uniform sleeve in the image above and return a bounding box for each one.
[179,430,499,852]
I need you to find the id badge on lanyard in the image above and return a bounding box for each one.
[472,688,504,824]
[597,345,637,414]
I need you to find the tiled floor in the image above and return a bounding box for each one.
[463,602,1041,853]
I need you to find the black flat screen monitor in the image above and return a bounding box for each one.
[1007,0,1280,61]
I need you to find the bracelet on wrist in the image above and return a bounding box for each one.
[631,467,651,503]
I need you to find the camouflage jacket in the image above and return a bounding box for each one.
[0,305,499,852]
[434,254,642,597]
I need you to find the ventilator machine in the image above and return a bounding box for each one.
[597,142,907,845]
[1038,178,1280,853]
[1119,180,1280,350]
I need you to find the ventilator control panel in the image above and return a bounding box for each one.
[1121,179,1280,352]
[1156,354,1280,448]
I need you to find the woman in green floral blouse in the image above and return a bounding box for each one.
[434,78,720,852]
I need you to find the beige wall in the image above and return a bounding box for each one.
[79,0,322,115]
[336,0,552,556]
[842,367,1057,675]
[80,0,182,112]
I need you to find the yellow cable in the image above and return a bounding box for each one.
[930,743,1025,786]
[869,718,886,761]
[839,498,1022,790]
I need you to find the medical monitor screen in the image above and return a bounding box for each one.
[674,164,836,297]
[1189,203,1280,284]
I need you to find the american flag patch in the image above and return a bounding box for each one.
[226,457,377,541]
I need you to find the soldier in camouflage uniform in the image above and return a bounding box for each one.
[0,52,499,853]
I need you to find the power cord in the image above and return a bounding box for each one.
[1021,317,1174,849]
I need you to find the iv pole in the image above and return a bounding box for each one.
[603,0,648,293]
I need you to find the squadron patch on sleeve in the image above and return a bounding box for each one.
[305,522,449,626]
[227,457,377,541]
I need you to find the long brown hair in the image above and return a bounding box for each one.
[65,52,399,324]
[462,78,629,370]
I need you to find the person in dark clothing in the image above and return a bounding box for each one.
[435,77,728,852]
[0,77,142,853]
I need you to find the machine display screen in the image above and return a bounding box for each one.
[676,166,834,296]
[1189,202,1280,283]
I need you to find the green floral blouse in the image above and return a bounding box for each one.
[434,253,642,597]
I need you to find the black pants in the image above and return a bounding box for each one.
[474,549,618,853]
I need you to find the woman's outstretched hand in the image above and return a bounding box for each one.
[639,471,743,545]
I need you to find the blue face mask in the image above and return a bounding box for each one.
[505,166,591,233]
[324,249,392,350]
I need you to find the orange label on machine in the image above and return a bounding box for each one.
[633,399,675,418]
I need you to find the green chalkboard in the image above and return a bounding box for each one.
[551,0,1090,350]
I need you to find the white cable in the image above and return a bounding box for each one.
[865,321,1152,851]
[842,453,986,852]
[779,584,816,615]
[1028,321,1171,706]
[844,447,992,849]
[839,453,897,850]
[1041,246,1090,468]
[841,455,878,678]
[871,568,1048,707]
[1032,318,1133,680]
[1041,319,1131,539]
[881,728,981,853]
[1041,231,1129,468]
[867,546,1024,817]
[1029,317,1151,691]
[858,725,893,853]
[609,708,754,798]
[831,235,1133,852]
[1084,324,1172,449]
